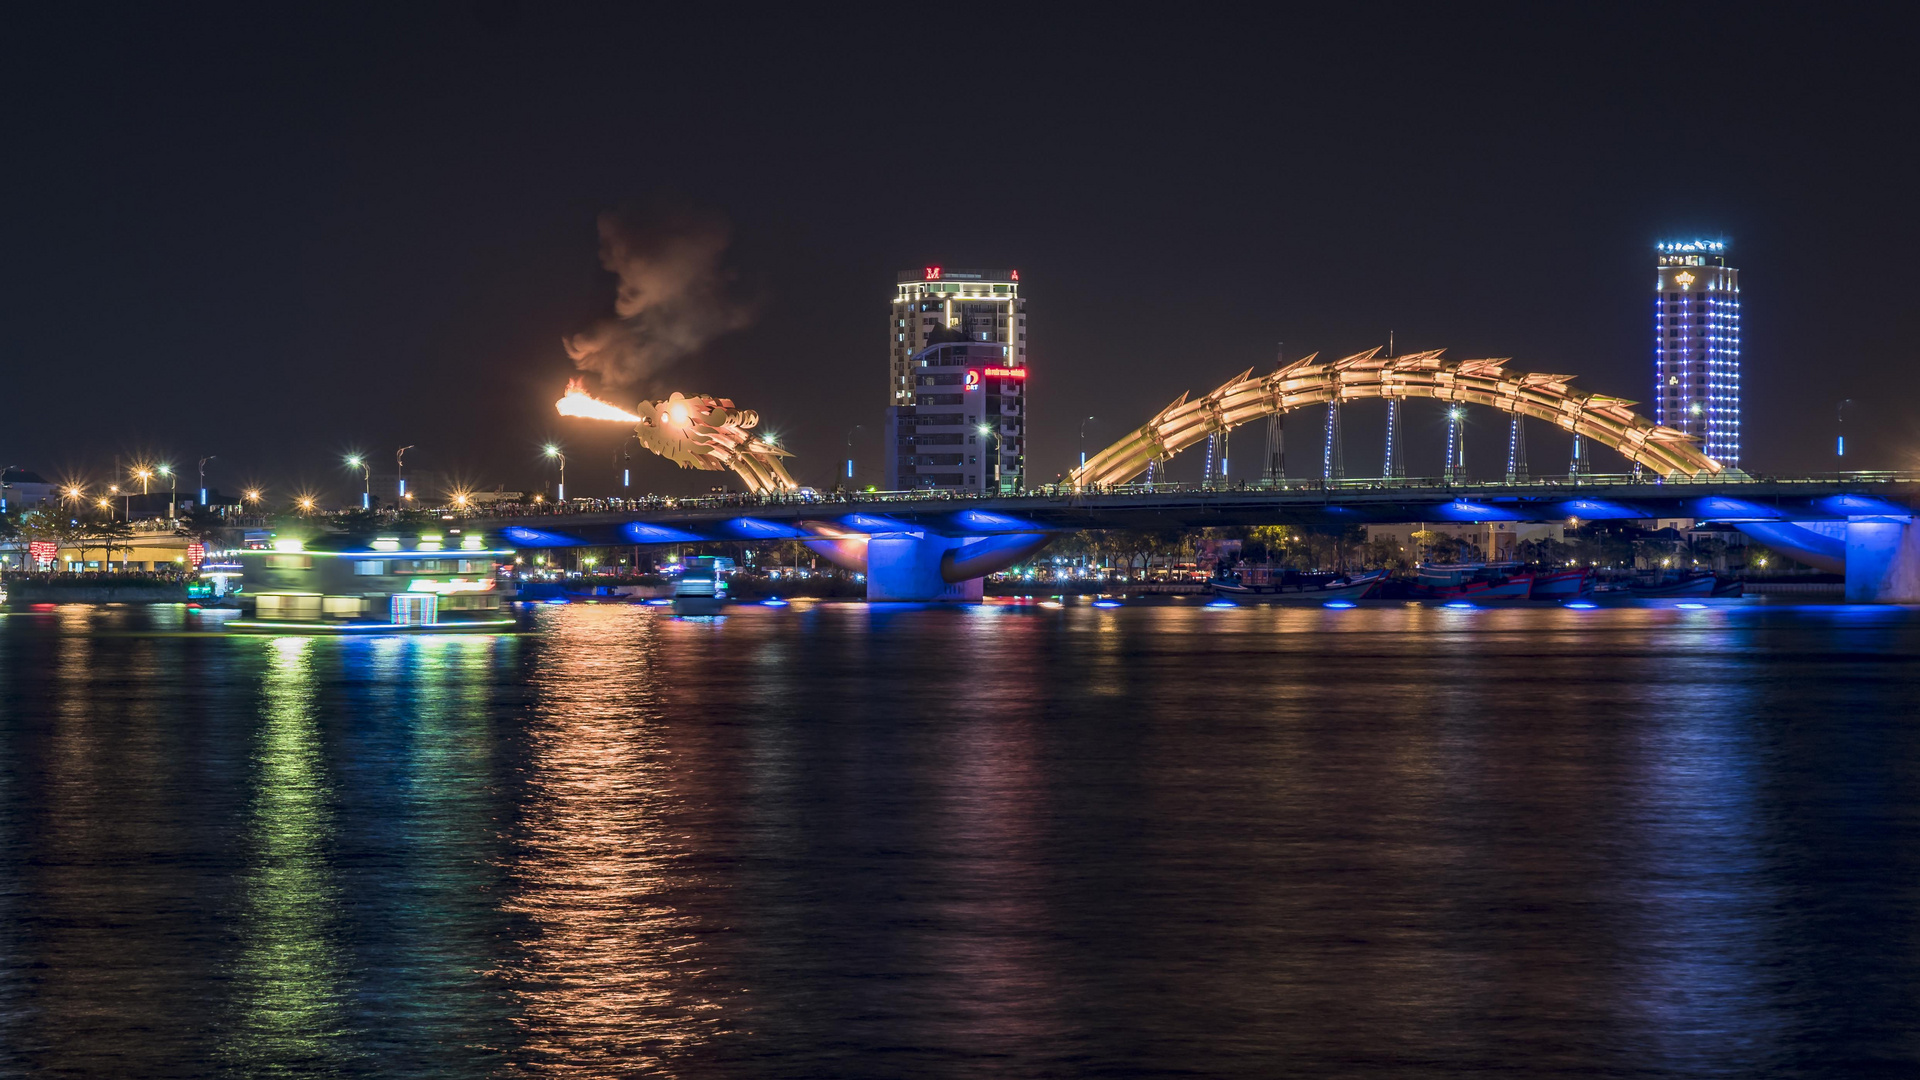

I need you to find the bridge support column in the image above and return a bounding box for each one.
[809,531,1052,602]
[865,534,983,603]
[1846,516,1920,603]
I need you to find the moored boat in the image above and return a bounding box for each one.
[1413,562,1531,599]
[1213,567,1387,600]
[1630,574,1717,598]
[1529,568,1593,600]
[670,556,732,614]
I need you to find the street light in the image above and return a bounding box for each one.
[298,497,315,512]
[130,466,152,519]
[978,423,1002,493]
[1079,415,1097,469]
[396,445,415,501]
[157,464,175,518]
[844,424,863,485]
[544,444,567,502]
[244,489,262,506]
[346,453,370,509]
[197,456,215,507]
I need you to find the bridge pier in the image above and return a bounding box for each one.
[865,534,983,602]
[1845,516,1920,603]
[806,531,1051,602]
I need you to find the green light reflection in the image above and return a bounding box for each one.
[219,637,350,1073]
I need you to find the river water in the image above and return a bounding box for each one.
[1,599,1917,1077]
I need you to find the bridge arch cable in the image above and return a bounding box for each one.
[1067,348,1725,488]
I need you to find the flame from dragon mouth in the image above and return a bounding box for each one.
[555,379,643,423]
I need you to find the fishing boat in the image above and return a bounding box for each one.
[1528,568,1594,600]
[1630,574,1718,598]
[1413,562,1534,599]
[1213,567,1387,600]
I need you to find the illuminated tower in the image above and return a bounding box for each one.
[1654,240,1740,468]
[886,267,1027,492]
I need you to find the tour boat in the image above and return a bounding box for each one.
[670,556,731,615]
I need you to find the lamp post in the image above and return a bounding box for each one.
[396,445,415,503]
[1443,408,1464,485]
[1837,399,1854,462]
[544,444,566,503]
[1079,415,1097,470]
[978,424,1002,494]
[844,424,862,487]
[244,489,263,508]
[158,464,175,518]
[346,454,370,509]
[197,456,215,508]
[0,464,14,514]
[131,466,153,521]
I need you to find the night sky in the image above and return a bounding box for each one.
[5,8,1916,501]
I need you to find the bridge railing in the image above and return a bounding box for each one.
[250,470,1920,522]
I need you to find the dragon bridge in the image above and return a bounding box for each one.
[1070,348,1723,488]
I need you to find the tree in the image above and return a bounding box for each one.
[1242,525,1291,563]
[1411,530,1478,565]
[83,519,133,568]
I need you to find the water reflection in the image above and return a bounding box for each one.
[500,606,721,1073]
[220,637,350,1074]
[0,603,1917,1075]
[1618,623,1784,1069]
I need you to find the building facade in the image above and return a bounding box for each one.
[0,468,58,511]
[1654,240,1740,468]
[885,341,1027,492]
[885,267,1028,492]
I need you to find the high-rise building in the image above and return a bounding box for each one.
[885,267,1027,492]
[1654,240,1740,468]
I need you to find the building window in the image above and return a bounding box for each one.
[354,560,386,575]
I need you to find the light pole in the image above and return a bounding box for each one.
[1443,408,1464,485]
[158,464,175,518]
[244,489,263,509]
[197,456,215,508]
[346,454,370,509]
[978,424,1002,494]
[1079,415,1097,470]
[132,466,153,511]
[844,424,862,487]
[396,445,415,502]
[1,464,14,514]
[544,444,566,503]
[110,486,124,519]
[1837,399,1854,462]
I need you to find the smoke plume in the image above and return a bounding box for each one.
[563,203,754,389]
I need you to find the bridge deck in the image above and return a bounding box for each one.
[474,478,1920,546]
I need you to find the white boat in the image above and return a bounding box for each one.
[670,556,732,615]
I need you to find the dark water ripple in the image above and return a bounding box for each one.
[2,600,1918,1077]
